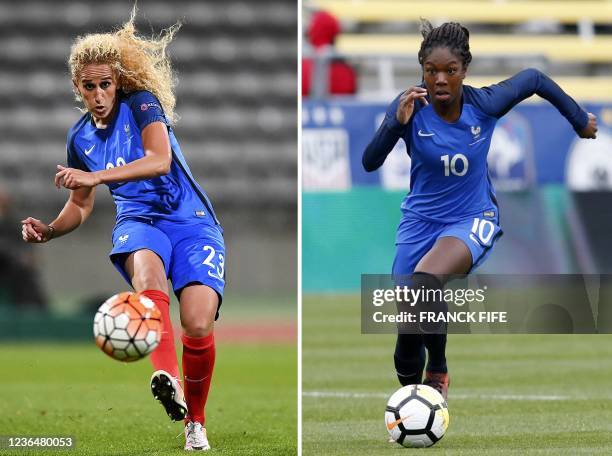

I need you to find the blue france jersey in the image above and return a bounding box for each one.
[404,103,497,222]
[66,91,219,225]
[363,69,588,226]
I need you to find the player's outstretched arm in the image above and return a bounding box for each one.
[474,68,597,138]
[21,186,95,243]
[363,89,423,172]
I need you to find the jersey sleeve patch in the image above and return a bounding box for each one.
[127,90,169,131]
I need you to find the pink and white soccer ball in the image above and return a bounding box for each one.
[93,292,163,362]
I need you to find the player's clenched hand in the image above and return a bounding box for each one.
[396,87,429,125]
[55,165,101,189]
[21,217,52,243]
[578,112,598,139]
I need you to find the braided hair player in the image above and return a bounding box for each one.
[363,20,597,400]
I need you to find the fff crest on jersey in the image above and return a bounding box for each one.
[471,125,481,138]
[124,123,130,135]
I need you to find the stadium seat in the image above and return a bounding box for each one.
[312,1,612,25]
[336,34,612,63]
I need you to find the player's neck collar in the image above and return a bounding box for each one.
[431,92,464,124]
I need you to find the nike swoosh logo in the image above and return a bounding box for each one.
[84,145,95,155]
[469,137,487,146]
[387,415,410,430]
[418,130,435,137]
[207,270,225,282]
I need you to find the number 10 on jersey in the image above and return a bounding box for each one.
[441,154,468,177]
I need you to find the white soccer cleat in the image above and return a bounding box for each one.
[150,370,187,421]
[184,421,211,451]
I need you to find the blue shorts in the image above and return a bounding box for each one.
[109,217,225,314]
[392,213,503,275]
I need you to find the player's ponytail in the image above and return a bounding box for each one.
[417,20,472,69]
[419,18,434,40]
[68,6,180,124]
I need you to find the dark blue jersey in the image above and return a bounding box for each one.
[363,69,589,224]
[67,91,219,225]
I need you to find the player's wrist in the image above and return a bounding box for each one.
[46,224,56,241]
[92,171,104,185]
[389,114,409,134]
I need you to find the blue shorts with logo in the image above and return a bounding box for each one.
[392,212,503,275]
[109,217,225,317]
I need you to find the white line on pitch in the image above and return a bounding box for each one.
[303,391,577,401]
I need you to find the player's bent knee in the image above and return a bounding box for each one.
[178,284,219,337]
[182,318,214,338]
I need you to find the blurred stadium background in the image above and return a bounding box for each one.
[302,1,612,453]
[0,1,297,454]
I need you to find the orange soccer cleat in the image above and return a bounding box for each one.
[423,371,450,401]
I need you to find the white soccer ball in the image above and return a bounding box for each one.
[385,384,449,447]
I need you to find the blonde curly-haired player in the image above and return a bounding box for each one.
[21,9,223,451]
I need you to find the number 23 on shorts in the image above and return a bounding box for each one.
[202,245,225,281]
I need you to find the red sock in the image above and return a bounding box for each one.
[182,333,215,425]
[141,290,180,380]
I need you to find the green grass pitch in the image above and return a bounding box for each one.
[0,341,296,455]
[303,295,612,455]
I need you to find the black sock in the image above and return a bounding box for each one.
[424,333,448,373]
[412,272,448,374]
[394,333,426,385]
